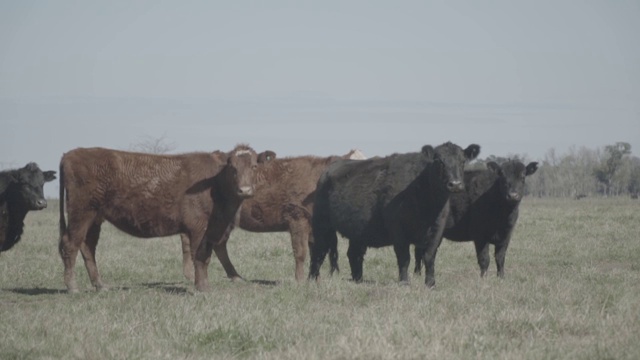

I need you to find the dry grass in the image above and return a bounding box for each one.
[1,198,639,359]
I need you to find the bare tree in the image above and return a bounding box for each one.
[130,134,177,154]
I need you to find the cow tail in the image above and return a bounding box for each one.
[309,174,337,279]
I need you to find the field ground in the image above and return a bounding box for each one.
[1,198,639,359]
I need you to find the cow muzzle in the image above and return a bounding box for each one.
[238,186,254,198]
[506,192,521,202]
[34,199,48,210]
[446,180,464,192]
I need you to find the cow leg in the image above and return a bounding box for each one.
[193,235,214,292]
[347,242,367,283]
[180,233,195,281]
[494,241,510,278]
[79,222,107,291]
[308,227,336,281]
[59,213,95,293]
[326,230,340,276]
[210,222,242,281]
[474,240,491,277]
[413,246,424,275]
[393,240,411,284]
[213,241,242,281]
[289,221,309,282]
[422,206,449,288]
[422,233,445,288]
[194,219,242,291]
[307,230,339,277]
[59,230,80,293]
[421,245,440,288]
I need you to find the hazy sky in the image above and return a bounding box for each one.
[1,1,639,197]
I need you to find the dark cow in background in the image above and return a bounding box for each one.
[414,160,538,278]
[59,145,262,293]
[0,163,56,252]
[309,142,480,287]
[180,149,366,281]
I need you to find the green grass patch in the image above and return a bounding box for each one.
[1,198,639,359]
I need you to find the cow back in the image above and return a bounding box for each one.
[317,152,430,244]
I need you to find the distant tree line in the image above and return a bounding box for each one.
[471,142,639,198]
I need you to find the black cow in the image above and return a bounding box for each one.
[309,142,480,287]
[414,160,538,278]
[0,163,56,252]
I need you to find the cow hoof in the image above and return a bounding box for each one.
[67,288,80,294]
[96,285,109,292]
[399,280,410,286]
[230,276,244,282]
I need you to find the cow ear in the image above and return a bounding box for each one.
[464,144,481,160]
[266,151,276,161]
[24,162,39,172]
[258,151,276,163]
[487,162,502,174]
[44,171,57,182]
[526,162,539,176]
[421,145,434,159]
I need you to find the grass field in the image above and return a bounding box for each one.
[1,198,639,359]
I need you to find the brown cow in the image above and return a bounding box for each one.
[58,144,261,293]
[180,149,367,281]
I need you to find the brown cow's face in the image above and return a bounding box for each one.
[224,146,259,198]
[424,142,480,193]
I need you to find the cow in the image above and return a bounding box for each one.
[58,144,262,293]
[179,149,367,282]
[0,163,56,252]
[309,142,480,288]
[414,160,538,278]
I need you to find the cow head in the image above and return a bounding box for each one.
[487,160,538,203]
[423,142,480,193]
[221,145,259,199]
[4,163,56,210]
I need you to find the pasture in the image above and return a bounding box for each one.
[1,198,639,359]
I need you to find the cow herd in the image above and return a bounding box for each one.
[0,141,538,292]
